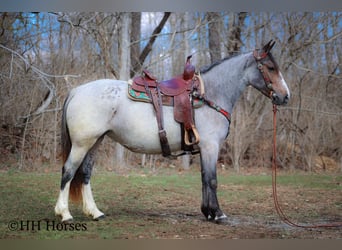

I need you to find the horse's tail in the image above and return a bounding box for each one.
[61,93,72,164]
[61,93,83,202]
[69,168,83,202]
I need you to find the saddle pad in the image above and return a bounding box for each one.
[127,85,151,102]
[127,85,204,108]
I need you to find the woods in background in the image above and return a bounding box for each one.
[0,12,341,172]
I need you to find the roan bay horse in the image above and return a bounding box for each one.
[55,40,290,223]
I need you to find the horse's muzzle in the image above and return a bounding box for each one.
[272,92,290,105]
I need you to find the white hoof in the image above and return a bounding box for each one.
[55,206,73,223]
[215,213,228,222]
[89,209,105,220]
[93,214,106,221]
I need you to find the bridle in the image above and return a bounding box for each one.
[253,49,275,99]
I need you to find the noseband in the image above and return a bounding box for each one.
[253,50,274,98]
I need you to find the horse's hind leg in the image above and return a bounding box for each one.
[55,179,73,223]
[82,182,105,220]
[55,146,88,222]
[80,138,105,220]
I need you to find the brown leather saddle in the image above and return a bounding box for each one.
[130,55,203,157]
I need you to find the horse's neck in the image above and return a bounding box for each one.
[201,53,251,114]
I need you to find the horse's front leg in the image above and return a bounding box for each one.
[200,143,227,222]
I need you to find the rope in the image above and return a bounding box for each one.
[271,104,342,229]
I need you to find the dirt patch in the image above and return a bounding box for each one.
[106,208,341,239]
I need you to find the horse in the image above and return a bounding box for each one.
[54,40,290,223]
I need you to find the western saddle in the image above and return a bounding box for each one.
[129,56,204,157]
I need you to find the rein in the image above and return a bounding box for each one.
[271,104,342,228]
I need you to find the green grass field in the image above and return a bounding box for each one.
[0,169,341,239]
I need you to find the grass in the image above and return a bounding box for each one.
[0,169,341,239]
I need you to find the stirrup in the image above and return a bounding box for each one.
[184,125,200,146]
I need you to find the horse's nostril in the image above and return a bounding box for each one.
[284,94,289,103]
[272,93,278,101]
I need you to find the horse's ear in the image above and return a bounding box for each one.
[263,39,276,53]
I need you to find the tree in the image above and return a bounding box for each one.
[207,12,222,62]
[227,12,247,55]
[131,12,171,75]
[130,12,141,78]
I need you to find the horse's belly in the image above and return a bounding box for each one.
[108,101,182,154]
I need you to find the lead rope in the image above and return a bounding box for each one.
[272,104,342,228]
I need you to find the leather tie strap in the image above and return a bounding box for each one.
[192,92,231,123]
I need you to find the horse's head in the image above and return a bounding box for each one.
[249,40,290,105]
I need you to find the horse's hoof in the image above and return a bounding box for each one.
[215,213,228,224]
[207,214,214,221]
[93,214,105,221]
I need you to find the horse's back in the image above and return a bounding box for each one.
[70,79,127,99]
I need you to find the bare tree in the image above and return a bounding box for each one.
[132,12,171,75]
[113,13,132,167]
[227,12,247,55]
[130,12,141,77]
[207,12,222,62]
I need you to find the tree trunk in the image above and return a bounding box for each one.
[115,12,131,167]
[132,12,171,74]
[227,12,247,56]
[130,12,141,77]
[207,12,221,63]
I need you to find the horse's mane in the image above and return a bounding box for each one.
[200,50,279,74]
[200,52,240,74]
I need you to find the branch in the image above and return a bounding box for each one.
[135,12,171,73]
[0,44,80,121]
[278,106,342,116]
[291,62,342,79]
[0,44,80,79]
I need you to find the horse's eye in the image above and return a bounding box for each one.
[267,66,275,71]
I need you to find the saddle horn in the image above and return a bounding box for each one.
[183,55,195,80]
